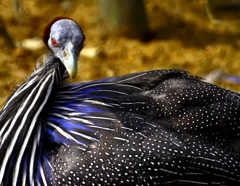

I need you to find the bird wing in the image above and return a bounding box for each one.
[45,69,240,184]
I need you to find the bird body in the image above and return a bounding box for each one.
[0,18,240,185]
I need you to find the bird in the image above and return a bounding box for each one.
[0,17,240,186]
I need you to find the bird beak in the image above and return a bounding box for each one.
[62,47,78,78]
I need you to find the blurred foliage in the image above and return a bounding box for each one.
[0,0,240,107]
[98,0,149,40]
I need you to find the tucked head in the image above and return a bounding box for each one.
[43,17,85,77]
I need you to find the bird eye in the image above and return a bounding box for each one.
[51,39,58,47]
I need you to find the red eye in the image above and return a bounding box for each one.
[51,39,58,47]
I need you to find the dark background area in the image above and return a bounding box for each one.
[0,0,240,106]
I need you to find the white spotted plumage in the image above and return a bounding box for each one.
[1,18,240,186]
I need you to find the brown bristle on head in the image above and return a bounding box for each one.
[43,17,74,47]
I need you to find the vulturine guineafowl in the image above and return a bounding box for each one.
[0,17,240,185]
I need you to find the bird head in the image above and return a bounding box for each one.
[43,17,85,78]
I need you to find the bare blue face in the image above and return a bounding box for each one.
[48,19,84,77]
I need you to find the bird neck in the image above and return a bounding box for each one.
[0,55,65,185]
